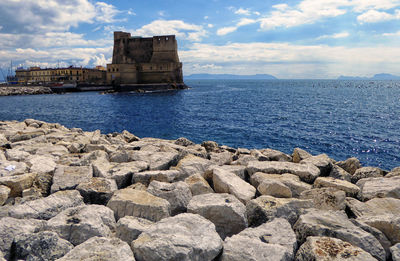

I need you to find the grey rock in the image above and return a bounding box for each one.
[184,173,214,195]
[0,172,36,197]
[132,169,184,186]
[57,236,135,261]
[300,187,346,211]
[336,157,361,175]
[231,154,259,166]
[107,188,170,222]
[201,140,220,152]
[174,137,195,147]
[0,160,28,177]
[172,154,213,178]
[107,161,149,188]
[258,179,292,198]
[0,217,46,259]
[314,177,360,197]
[391,243,400,261]
[116,216,153,244]
[28,155,57,174]
[212,168,256,203]
[0,185,10,206]
[133,213,222,261]
[215,165,247,180]
[130,151,180,170]
[220,218,297,261]
[76,177,117,205]
[300,154,333,176]
[352,167,384,183]
[0,190,83,220]
[51,165,92,193]
[209,151,233,165]
[261,148,292,162]
[46,204,116,246]
[295,236,377,261]
[147,180,192,215]
[292,148,312,163]
[329,164,352,182]
[356,176,400,201]
[246,195,314,226]
[293,209,386,260]
[12,231,74,261]
[247,161,320,183]
[187,193,247,239]
[4,148,31,161]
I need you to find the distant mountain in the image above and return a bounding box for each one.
[338,73,400,80]
[185,73,277,80]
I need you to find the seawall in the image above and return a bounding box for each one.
[0,86,52,96]
[0,119,399,260]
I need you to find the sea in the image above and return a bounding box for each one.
[1,79,400,170]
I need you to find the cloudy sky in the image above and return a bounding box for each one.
[1,0,400,79]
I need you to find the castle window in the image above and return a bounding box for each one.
[166,37,168,40]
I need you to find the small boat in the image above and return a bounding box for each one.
[50,82,78,93]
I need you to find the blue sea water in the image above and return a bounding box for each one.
[1,79,400,170]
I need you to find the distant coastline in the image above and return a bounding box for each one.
[185,73,277,80]
[338,73,400,80]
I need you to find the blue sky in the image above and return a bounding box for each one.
[0,0,400,79]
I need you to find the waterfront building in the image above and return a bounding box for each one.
[106,32,183,85]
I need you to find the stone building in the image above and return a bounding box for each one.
[15,66,106,85]
[106,32,183,85]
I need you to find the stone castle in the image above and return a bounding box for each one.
[106,32,183,85]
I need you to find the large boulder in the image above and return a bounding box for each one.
[260,148,292,162]
[212,168,256,203]
[104,161,149,188]
[300,187,346,211]
[356,176,400,201]
[246,161,320,183]
[0,185,10,206]
[246,195,313,226]
[57,237,135,261]
[133,213,222,261]
[132,170,184,185]
[27,155,57,174]
[296,236,377,261]
[45,204,116,246]
[0,160,28,176]
[336,157,361,175]
[76,177,117,205]
[172,154,213,178]
[184,173,213,195]
[4,148,31,162]
[292,148,312,163]
[147,180,192,215]
[0,190,83,220]
[293,209,386,260]
[220,218,296,261]
[11,231,74,261]
[313,177,360,197]
[107,188,170,222]
[50,165,92,193]
[187,193,247,239]
[0,217,46,260]
[391,243,400,261]
[123,151,180,170]
[116,216,153,244]
[329,165,352,182]
[257,179,292,198]
[0,172,36,197]
[300,154,333,176]
[352,167,384,183]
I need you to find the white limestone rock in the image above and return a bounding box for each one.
[220,218,297,261]
[45,204,116,246]
[4,148,31,161]
[300,154,333,176]
[57,236,135,261]
[0,160,29,177]
[147,180,192,215]
[0,190,83,220]
[296,236,377,261]
[0,172,36,197]
[133,213,222,261]
[27,155,57,174]
[208,151,233,165]
[132,169,184,185]
[300,187,346,211]
[313,177,360,197]
[0,217,46,260]
[187,193,247,239]
[261,148,292,162]
[107,161,149,188]
[329,164,352,182]
[247,161,320,183]
[107,188,170,222]
[0,185,10,206]
[356,176,400,201]
[76,177,118,205]
[184,173,213,195]
[116,216,153,244]
[172,154,213,178]
[292,148,312,163]
[12,231,74,261]
[336,157,361,175]
[215,165,247,180]
[258,179,292,198]
[352,167,384,183]
[293,209,386,261]
[391,243,400,261]
[50,165,92,193]
[212,168,256,203]
[246,195,314,226]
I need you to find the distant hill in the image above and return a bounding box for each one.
[338,73,400,80]
[185,73,277,80]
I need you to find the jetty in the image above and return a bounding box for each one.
[0,119,399,260]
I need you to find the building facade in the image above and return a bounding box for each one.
[106,32,183,85]
[15,66,106,85]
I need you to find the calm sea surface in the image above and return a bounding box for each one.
[1,79,400,170]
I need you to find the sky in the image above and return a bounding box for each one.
[0,0,400,79]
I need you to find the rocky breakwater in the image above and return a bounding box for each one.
[0,119,400,260]
[0,86,52,96]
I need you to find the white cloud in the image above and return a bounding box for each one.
[357,9,400,23]
[383,30,400,36]
[217,26,238,36]
[95,2,121,23]
[317,31,350,39]
[237,18,257,27]
[204,16,209,20]
[235,8,252,16]
[208,24,214,28]
[350,0,400,12]
[0,26,2,31]
[272,4,289,11]
[253,11,261,16]
[132,20,207,42]
[158,11,166,17]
